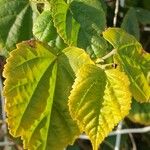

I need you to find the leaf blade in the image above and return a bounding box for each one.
[103,28,150,102]
[69,65,131,150]
[3,41,93,150]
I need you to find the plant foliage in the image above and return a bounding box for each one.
[0,0,150,149]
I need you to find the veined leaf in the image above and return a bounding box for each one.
[128,99,150,125]
[0,0,38,56]
[50,0,107,59]
[69,64,131,150]
[103,28,150,102]
[50,0,80,46]
[3,41,93,150]
[33,10,66,51]
[121,8,140,40]
[70,0,107,59]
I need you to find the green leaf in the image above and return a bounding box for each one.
[103,28,150,102]
[50,0,80,46]
[50,0,107,59]
[128,99,150,125]
[3,41,93,150]
[121,8,140,40]
[69,64,131,150]
[33,10,66,51]
[71,0,107,58]
[0,0,38,56]
[135,8,150,25]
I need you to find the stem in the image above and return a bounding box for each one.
[113,0,119,27]
[114,121,123,150]
[96,49,116,64]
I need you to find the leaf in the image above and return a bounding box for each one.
[50,0,80,46]
[128,99,150,125]
[103,28,150,102]
[121,8,140,40]
[33,10,66,51]
[71,0,108,58]
[69,64,131,150]
[0,0,38,56]
[50,0,107,59]
[135,8,150,25]
[3,41,94,150]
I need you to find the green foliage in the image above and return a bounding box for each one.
[128,99,150,125]
[121,8,140,40]
[0,0,150,149]
[0,0,38,56]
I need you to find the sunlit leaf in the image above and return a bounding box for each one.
[69,64,131,150]
[3,40,93,150]
[0,0,38,56]
[128,99,150,125]
[103,28,150,102]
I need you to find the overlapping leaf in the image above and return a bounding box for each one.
[33,10,66,51]
[103,28,150,102]
[69,64,131,150]
[50,0,108,59]
[50,0,80,45]
[3,41,93,150]
[0,0,38,56]
[128,99,150,125]
[121,8,140,40]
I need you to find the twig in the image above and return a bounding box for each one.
[114,121,123,150]
[96,49,116,63]
[128,133,137,150]
[113,0,119,27]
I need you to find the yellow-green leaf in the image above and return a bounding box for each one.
[103,28,150,102]
[128,99,150,125]
[69,64,131,150]
[3,41,93,150]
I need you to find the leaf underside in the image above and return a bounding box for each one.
[103,28,150,103]
[3,40,93,150]
[69,64,131,150]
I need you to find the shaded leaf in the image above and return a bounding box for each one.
[50,0,80,45]
[33,10,66,51]
[0,0,38,56]
[69,64,131,150]
[121,8,140,40]
[103,28,150,102]
[71,0,108,59]
[128,99,150,125]
[50,0,107,59]
[135,8,150,25]
[3,41,93,150]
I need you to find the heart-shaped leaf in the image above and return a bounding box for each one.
[3,40,93,150]
[69,64,131,150]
